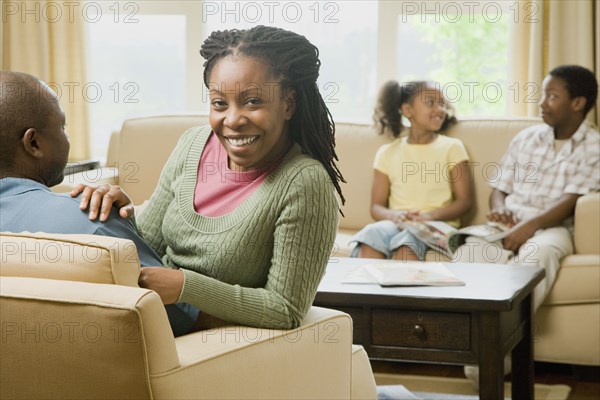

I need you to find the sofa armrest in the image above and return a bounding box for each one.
[151,306,355,399]
[574,192,600,254]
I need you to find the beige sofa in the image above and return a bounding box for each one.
[55,115,600,367]
[0,232,377,399]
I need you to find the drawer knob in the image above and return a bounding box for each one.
[414,324,425,338]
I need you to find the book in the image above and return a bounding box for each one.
[342,261,465,287]
[396,220,511,258]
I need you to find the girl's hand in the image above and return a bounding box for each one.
[487,207,518,228]
[391,210,413,224]
[70,184,134,221]
[138,267,185,304]
[410,210,434,222]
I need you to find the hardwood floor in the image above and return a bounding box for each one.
[371,360,600,399]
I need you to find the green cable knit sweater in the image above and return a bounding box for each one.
[138,125,339,329]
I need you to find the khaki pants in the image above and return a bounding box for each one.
[452,227,573,310]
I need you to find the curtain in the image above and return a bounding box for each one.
[1,0,90,160]
[507,0,598,124]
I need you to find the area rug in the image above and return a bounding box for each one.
[375,373,571,400]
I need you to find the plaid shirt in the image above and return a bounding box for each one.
[491,121,600,223]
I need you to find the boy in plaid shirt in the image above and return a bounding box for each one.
[458,65,599,387]
[456,64,599,310]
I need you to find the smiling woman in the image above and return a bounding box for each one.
[207,56,295,172]
[79,25,345,332]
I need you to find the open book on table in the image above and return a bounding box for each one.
[343,261,464,287]
[396,220,511,258]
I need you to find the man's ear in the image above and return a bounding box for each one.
[21,128,44,159]
[571,96,586,113]
[284,89,296,120]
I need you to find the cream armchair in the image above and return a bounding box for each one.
[54,114,599,368]
[0,232,377,399]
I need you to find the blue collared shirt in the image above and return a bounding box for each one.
[0,177,163,267]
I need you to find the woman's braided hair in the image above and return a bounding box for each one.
[200,25,345,205]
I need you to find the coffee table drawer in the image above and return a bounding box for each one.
[371,309,471,350]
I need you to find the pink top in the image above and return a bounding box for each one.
[194,132,272,217]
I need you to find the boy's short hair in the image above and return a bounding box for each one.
[549,65,598,116]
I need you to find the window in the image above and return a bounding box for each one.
[396,14,509,117]
[85,1,203,160]
[84,1,515,159]
[380,1,511,118]
[201,1,378,123]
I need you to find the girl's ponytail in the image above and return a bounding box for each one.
[373,80,403,137]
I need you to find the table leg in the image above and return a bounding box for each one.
[512,294,534,400]
[479,312,504,400]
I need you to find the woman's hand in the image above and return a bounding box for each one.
[138,267,185,304]
[70,184,134,221]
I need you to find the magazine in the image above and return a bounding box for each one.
[342,261,465,287]
[396,220,511,258]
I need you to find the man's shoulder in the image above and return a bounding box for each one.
[1,187,101,234]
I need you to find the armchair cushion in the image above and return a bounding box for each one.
[0,232,140,287]
[0,276,179,399]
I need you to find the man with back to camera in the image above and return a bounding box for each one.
[0,71,198,336]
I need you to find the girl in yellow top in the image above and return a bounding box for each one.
[351,81,473,261]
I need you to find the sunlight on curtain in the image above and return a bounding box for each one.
[508,0,597,123]
[1,1,90,160]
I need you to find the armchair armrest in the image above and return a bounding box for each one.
[574,192,600,254]
[151,307,355,399]
[0,232,140,287]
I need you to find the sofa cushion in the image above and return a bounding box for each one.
[0,232,140,287]
[543,254,600,305]
[336,122,391,230]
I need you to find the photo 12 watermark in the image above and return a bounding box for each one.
[399,1,540,24]
[0,80,141,104]
[1,237,140,265]
[2,1,140,24]
[2,321,140,344]
[201,1,340,24]
[198,320,340,344]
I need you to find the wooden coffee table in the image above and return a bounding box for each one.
[314,258,545,400]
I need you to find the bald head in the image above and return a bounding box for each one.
[0,71,60,169]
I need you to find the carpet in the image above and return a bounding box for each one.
[375,373,571,400]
